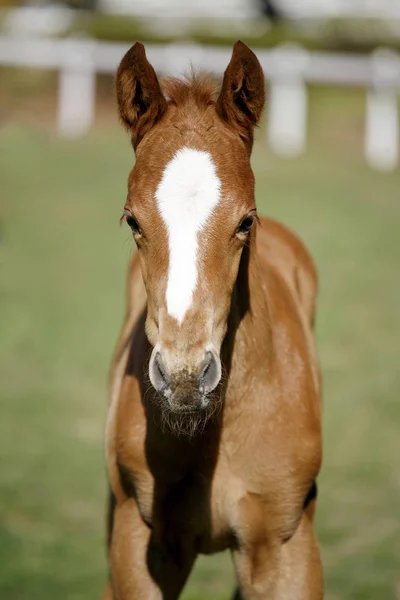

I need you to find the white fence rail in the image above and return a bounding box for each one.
[0,35,399,170]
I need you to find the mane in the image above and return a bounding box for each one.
[162,72,218,109]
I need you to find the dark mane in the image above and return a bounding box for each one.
[162,73,217,109]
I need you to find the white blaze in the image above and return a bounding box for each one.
[155,147,221,324]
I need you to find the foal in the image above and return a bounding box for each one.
[104,41,323,599]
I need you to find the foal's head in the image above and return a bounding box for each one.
[117,41,265,419]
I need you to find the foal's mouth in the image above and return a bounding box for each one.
[164,389,211,414]
[154,387,221,436]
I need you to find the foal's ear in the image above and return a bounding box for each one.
[116,42,168,148]
[216,41,265,149]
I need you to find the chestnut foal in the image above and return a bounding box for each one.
[104,41,323,599]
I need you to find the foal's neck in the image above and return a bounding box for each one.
[222,232,273,390]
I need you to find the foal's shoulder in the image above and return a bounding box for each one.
[257,216,318,327]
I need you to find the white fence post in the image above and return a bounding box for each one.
[57,38,96,139]
[267,44,310,157]
[365,48,400,171]
[163,41,206,74]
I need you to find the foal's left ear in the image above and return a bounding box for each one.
[116,42,168,149]
[216,41,265,149]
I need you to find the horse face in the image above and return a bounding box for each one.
[116,42,265,417]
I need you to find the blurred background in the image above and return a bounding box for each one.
[1,1,399,599]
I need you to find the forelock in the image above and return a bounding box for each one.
[162,73,217,110]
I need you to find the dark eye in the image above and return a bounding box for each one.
[124,213,142,235]
[236,215,255,234]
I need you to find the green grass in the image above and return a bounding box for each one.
[1,106,399,599]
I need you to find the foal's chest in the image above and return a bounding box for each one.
[132,443,244,555]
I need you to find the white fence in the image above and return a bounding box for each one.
[0,35,399,170]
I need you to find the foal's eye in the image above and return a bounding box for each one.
[122,210,142,235]
[126,216,141,233]
[236,215,255,235]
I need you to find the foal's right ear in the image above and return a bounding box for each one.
[116,42,168,148]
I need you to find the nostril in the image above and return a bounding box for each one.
[199,350,221,394]
[150,352,171,393]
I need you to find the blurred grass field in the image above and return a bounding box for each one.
[1,86,399,599]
